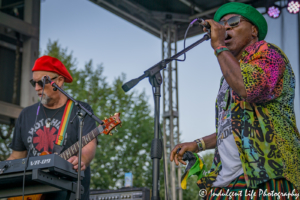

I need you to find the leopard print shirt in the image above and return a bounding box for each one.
[197,40,300,192]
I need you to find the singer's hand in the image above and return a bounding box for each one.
[170,142,198,166]
[203,19,226,50]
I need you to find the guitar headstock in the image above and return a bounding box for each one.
[101,113,122,135]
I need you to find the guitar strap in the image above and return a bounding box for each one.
[53,143,64,155]
[55,99,74,146]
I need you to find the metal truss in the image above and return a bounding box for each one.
[0,0,40,122]
[161,23,182,200]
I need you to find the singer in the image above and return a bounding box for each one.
[170,2,300,199]
[6,55,97,200]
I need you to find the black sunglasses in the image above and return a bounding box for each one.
[218,16,247,27]
[29,76,58,87]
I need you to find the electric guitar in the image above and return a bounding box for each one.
[8,113,122,200]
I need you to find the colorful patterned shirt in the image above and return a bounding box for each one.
[197,40,300,192]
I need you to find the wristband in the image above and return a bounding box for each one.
[194,138,206,152]
[214,46,229,56]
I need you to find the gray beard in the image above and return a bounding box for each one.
[40,94,51,105]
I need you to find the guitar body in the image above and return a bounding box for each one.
[40,151,51,156]
[7,113,121,200]
[8,194,44,200]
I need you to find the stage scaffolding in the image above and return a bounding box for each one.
[0,0,40,123]
[161,23,182,200]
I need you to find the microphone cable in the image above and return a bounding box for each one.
[21,77,46,200]
[174,18,201,62]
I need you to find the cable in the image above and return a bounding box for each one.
[21,78,45,200]
[175,18,199,62]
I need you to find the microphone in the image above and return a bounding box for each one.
[196,18,227,38]
[197,18,211,30]
[41,75,51,84]
[41,75,57,91]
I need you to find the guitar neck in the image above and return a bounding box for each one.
[59,126,101,160]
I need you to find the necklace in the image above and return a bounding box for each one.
[42,105,64,128]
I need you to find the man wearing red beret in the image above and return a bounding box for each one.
[7,55,97,200]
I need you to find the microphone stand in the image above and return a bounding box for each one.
[122,33,210,200]
[45,77,104,200]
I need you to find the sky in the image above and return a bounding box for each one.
[40,0,300,154]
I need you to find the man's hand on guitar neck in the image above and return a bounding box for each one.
[68,138,97,171]
[68,156,87,171]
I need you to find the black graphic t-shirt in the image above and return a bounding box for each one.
[9,101,97,200]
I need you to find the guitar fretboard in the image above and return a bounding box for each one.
[59,126,101,160]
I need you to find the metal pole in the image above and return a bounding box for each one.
[151,76,163,200]
[21,0,40,107]
[174,30,182,200]
[167,25,177,200]
[162,25,170,200]
[76,114,84,200]
[162,23,182,200]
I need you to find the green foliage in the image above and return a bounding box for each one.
[201,151,214,170]
[0,124,14,160]
[44,40,154,189]
[0,39,217,198]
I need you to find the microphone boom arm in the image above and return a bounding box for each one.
[122,33,211,92]
[121,32,211,200]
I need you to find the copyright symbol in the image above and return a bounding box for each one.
[199,189,207,197]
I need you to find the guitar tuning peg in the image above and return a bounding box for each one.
[114,127,118,132]
[109,133,113,136]
[104,117,107,120]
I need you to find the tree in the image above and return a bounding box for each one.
[44,40,155,189]
[0,124,14,160]
[0,40,216,199]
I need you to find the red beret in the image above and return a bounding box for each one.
[32,55,73,83]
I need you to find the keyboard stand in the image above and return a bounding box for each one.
[0,169,83,198]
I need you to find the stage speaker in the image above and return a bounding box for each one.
[89,187,150,200]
